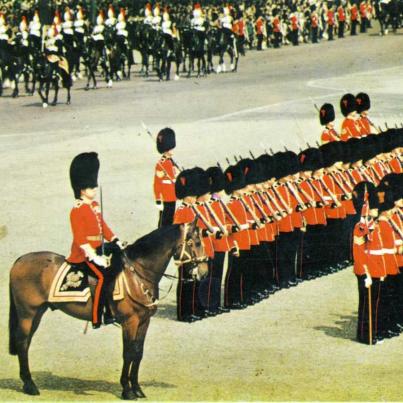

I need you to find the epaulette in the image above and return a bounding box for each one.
[73,199,83,208]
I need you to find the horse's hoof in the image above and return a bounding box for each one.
[66,100,71,105]
[107,80,113,88]
[174,74,179,81]
[121,389,137,400]
[23,380,40,396]
[51,101,57,107]
[133,387,146,398]
[42,103,48,109]
[85,85,89,91]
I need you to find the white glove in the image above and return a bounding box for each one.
[239,223,249,230]
[364,275,372,288]
[92,254,110,268]
[380,276,385,282]
[155,201,164,211]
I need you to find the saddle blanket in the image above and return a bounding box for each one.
[48,262,125,303]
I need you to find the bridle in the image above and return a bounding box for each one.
[173,222,208,267]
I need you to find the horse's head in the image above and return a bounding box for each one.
[174,220,209,281]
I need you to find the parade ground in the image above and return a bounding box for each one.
[1,26,403,401]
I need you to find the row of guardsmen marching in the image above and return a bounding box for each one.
[153,109,403,328]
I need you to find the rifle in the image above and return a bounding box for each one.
[328,171,353,199]
[239,196,263,228]
[217,199,241,231]
[100,186,105,255]
[285,182,307,211]
[264,188,288,216]
[388,216,403,239]
[256,191,281,220]
[305,178,328,206]
[205,201,227,235]
[191,205,216,234]
[294,180,316,207]
[250,192,273,223]
[318,177,341,207]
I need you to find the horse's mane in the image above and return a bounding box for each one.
[125,224,180,261]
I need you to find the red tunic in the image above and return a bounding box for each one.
[243,195,260,246]
[366,218,398,277]
[321,127,339,144]
[390,210,403,268]
[226,197,251,250]
[273,16,281,32]
[194,203,215,258]
[68,200,115,263]
[327,10,335,25]
[255,18,263,35]
[210,199,233,252]
[351,5,358,21]
[290,15,298,30]
[311,14,318,28]
[353,222,368,275]
[340,117,361,141]
[389,157,403,174]
[173,203,195,224]
[322,174,347,219]
[357,115,371,136]
[338,6,346,22]
[277,186,294,233]
[153,157,177,202]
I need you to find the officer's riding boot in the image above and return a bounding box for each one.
[103,300,116,325]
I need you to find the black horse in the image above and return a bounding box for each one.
[33,52,72,107]
[187,29,206,78]
[217,28,239,73]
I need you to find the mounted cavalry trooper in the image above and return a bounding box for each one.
[161,7,178,80]
[191,3,206,33]
[68,152,124,329]
[0,12,11,51]
[144,3,153,26]
[320,103,340,145]
[19,16,30,48]
[116,7,130,75]
[218,4,233,73]
[105,4,117,28]
[29,10,42,52]
[52,11,64,55]
[74,6,86,45]
[152,4,162,31]
[154,128,177,227]
[44,24,62,56]
[62,7,75,52]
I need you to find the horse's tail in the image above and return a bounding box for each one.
[9,284,19,355]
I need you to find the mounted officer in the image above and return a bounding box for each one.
[67,152,124,329]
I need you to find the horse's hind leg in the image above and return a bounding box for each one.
[51,80,58,106]
[16,304,48,395]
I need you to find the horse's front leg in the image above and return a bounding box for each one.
[51,79,58,106]
[129,317,150,398]
[120,316,140,400]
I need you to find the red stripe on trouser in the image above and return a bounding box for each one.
[375,282,381,337]
[87,261,104,324]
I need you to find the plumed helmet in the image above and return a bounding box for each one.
[206,166,225,193]
[108,4,115,19]
[340,93,356,117]
[145,3,152,16]
[70,152,100,199]
[224,164,245,194]
[319,103,335,126]
[156,128,176,154]
[118,8,126,22]
[355,92,370,113]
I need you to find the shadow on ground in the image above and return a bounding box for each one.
[314,313,357,341]
[0,371,176,398]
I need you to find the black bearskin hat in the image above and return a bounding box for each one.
[206,166,225,193]
[192,167,210,197]
[175,169,197,199]
[355,92,370,114]
[340,93,356,117]
[70,152,99,199]
[224,164,245,194]
[298,147,323,172]
[156,127,176,154]
[237,158,261,185]
[319,103,335,126]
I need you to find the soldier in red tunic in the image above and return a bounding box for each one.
[340,93,361,141]
[68,152,122,329]
[355,92,374,137]
[337,3,346,38]
[320,103,340,145]
[154,128,177,228]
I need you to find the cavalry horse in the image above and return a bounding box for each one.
[217,28,239,73]
[9,221,208,400]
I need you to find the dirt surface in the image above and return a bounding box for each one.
[1,25,403,402]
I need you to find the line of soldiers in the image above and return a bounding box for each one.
[153,102,402,332]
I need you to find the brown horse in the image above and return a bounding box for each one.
[9,221,208,400]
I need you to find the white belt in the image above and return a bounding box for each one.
[367,248,396,256]
[162,180,175,184]
[75,28,84,34]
